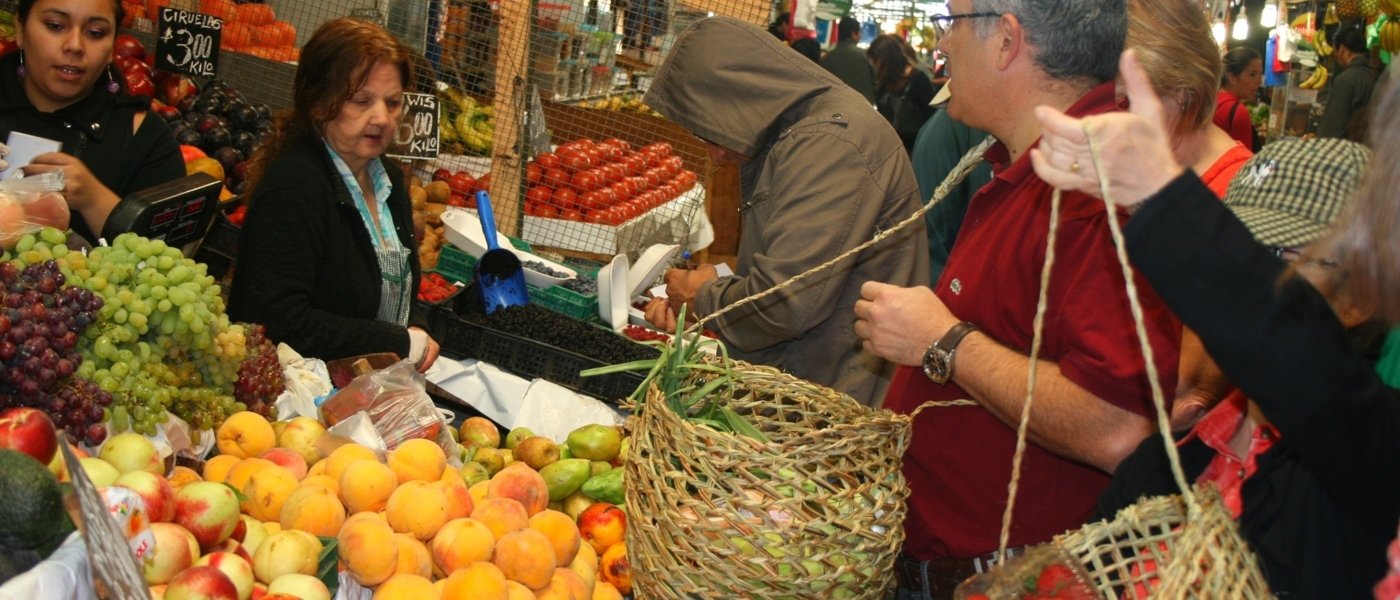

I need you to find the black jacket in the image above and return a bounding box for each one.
[1098,173,1400,599]
[228,132,423,360]
[0,52,184,243]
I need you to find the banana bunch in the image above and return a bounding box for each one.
[1381,19,1400,54]
[1384,0,1400,16]
[577,94,661,116]
[437,88,495,155]
[1299,65,1330,90]
[1315,27,1333,58]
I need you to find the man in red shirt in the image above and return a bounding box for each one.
[852,1,1181,597]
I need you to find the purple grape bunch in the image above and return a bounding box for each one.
[0,259,112,445]
[234,323,282,420]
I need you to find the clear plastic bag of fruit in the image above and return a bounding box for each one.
[319,359,456,459]
[0,172,68,249]
[955,545,1098,600]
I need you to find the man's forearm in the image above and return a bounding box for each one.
[952,332,1157,474]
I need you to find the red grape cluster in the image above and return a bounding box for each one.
[0,260,110,444]
[234,324,283,418]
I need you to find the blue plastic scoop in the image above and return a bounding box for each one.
[473,190,529,314]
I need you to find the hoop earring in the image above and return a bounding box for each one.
[16,51,25,79]
[106,64,121,94]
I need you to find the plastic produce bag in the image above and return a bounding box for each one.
[274,343,332,420]
[0,172,68,249]
[955,545,1097,600]
[320,359,455,457]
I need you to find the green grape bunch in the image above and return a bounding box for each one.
[6,229,270,434]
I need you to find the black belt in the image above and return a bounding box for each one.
[894,547,1027,600]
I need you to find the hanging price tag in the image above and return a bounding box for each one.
[388,93,440,160]
[156,7,222,78]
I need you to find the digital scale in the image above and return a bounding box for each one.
[102,172,223,252]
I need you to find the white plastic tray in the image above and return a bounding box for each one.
[440,208,577,289]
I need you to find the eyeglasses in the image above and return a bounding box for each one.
[1271,247,1339,269]
[931,11,1003,37]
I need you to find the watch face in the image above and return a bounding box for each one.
[924,349,952,383]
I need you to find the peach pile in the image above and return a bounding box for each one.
[80,410,634,599]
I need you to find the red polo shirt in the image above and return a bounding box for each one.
[883,82,1181,560]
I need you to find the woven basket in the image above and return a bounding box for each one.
[625,359,911,599]
[1052,485,1272,599]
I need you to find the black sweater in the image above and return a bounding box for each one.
[1098,173,1400,599]
[0,52,184,243]
[228,133,423,360]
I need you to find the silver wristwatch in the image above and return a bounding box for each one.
[921,322,978,384]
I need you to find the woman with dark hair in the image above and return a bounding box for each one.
[1214,47,1263,149]
[230,18,440,370]
[0,0,184,243]
[867,33,934,152]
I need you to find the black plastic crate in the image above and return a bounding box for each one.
[422,300,645,404]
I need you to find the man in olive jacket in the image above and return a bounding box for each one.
[641,16,928,407]
[821,17,877,105]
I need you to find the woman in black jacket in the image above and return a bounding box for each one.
[229,18,439,369]
[867,34,934,152]
[1029,50,1400,598]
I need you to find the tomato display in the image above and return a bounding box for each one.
[519,137,700,226]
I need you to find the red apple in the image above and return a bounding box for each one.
[114,33,146,60]
[126,74,155,99]
[195,551,255,600]
[0,407,58,465]
[166,565,239,600]
[144,522,200,585]
[161,76,198,107]
[114,470,176,522]
[173,482,242,548]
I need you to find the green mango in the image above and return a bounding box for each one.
[566,424,622,461]
[538,459,590,501]
[580,466,624,505]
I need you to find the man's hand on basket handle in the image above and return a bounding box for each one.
[1029,50,1184,210]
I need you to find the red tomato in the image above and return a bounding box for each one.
[603,163,626,183]
[662,155,684,174]
[526,163,542,184]
[526,185,553,205]
[432,168,452,182]
[598,143,622,163]
[608,181,631,203]
[627,175,649,194]
[603,137,632,153]
[560,209,584,221]
[446,193,468,207]
[643,149,664,168]
[585,146,607,166]
[643,167,666,188]
[579,190,606,211]
[552,187,578,210]
[644,142,673,157]
[539,204,561,218]
[543,168,570,190]
[535,152,560,170]
[595,186,618,206]
[585,210,609,224]
[561,151,593,174]
[571,169,601,192]
[448,172,478,195]
[624,154,647,175]
[477,173,492,192]
[614,203,639,221]
[616,177,638,198]
[676,169,698,190]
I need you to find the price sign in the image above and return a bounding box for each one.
[156,7,222,78]
[388,93,440,160]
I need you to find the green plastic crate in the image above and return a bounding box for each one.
[529,284,598,320]
[436,245,478,284]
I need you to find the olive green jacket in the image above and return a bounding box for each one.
[644,16,928,406]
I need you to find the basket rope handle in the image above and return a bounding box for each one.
[995,184,1062,560]
[994,117,1197,560]
[685,137,999,335]
[1082,122,1195,506]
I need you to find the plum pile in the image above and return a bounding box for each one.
[161,79,274,194]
